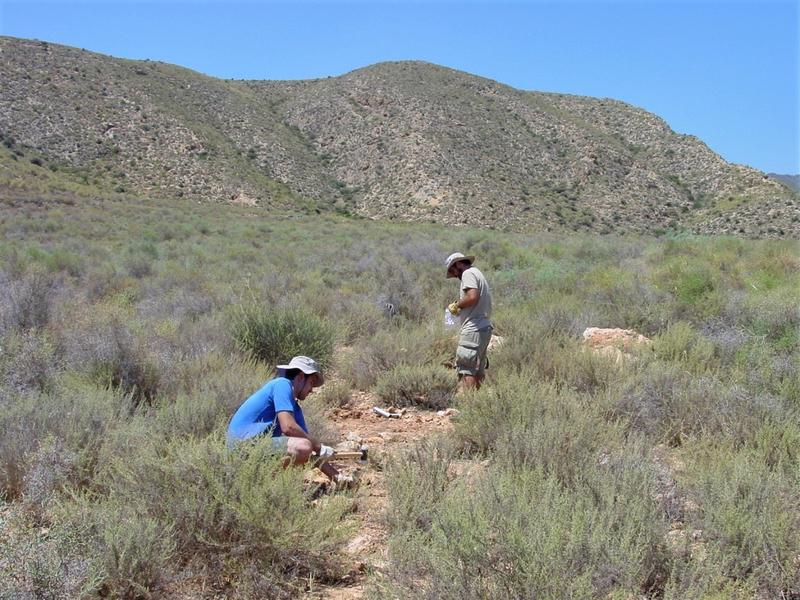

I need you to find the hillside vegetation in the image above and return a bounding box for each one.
[0,187,798,598]
[1,36,797,237]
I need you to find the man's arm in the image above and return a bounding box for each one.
[457,287,480,310]
[277,410,342,481]
[276,411,321,454]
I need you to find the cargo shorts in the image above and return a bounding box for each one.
[456,326,493,377]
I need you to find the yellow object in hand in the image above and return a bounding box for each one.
[448,302,461,315]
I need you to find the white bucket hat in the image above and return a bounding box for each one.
[276,355,324,384]
[445,252,475,277]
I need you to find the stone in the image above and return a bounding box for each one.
[487,334,505,351]
[437,408,460,417]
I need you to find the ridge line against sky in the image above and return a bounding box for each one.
[1,1,797,174]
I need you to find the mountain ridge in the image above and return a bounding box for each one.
[1,36,797,237]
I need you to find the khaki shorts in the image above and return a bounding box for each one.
[456,327,493,377]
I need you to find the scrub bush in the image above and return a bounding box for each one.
[59,307,163,403]
[0,506,93,599]
[374,364,457,410]
[0,328,59,393]
[314,379,352,408]
[336,323,450,390]
[677,446,800,597]
[0,267,65,332]
[0,381,132,501]
[385,435,459,531]
[384,441,668,599]
[455,375,620,480]
[51,495,177,598]
[652,321,717,372]
[231,305,335,368]
[92,434,353,590]
[21,435,77,518]
[609,363,786,446]
[154,389,230,439]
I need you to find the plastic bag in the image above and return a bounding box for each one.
[443,308,459,330]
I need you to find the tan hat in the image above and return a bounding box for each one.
[445,252,475,277]
[276,355,324,384]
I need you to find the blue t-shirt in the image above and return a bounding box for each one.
[226,377,308,445]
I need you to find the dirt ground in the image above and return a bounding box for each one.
[303,390,457,599]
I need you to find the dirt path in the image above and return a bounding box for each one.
[304,390,456,599]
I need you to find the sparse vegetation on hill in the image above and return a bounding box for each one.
[1,36,797,237]
[0,188,797,598]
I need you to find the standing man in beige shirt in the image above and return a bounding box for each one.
[445,252,493,391]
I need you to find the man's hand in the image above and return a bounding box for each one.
[448,301,461,315]
[318,444,335,458]
[335,473,356,489]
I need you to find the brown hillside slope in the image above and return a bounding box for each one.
[1,37,797,236]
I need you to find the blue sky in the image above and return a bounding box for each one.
[1,1,798,174]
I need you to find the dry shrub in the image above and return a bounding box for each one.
[90,433,353,593]
[0,328,60,393]
[301,395,342,445]
[59,306,163,403]
[610,362,786,446]
[0,267,67,333]
[0,382,132,501]
[21,435,77,518]
[375,364,456,410]
[0,506,93,599]
[313,379,352,408]
[337,323,450,390]
[384,436,668,599]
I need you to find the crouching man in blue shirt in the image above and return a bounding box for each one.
[227,355,348,484]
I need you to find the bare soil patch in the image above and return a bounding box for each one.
[304,390,456,599]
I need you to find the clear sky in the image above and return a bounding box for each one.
[1,1,797,174]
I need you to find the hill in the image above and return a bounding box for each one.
[1,36,797,236]
[769,173,800,192]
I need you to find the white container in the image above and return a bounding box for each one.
[443,309,459,330]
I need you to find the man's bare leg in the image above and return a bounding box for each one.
[459,374,478,392]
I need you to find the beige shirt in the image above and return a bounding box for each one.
[459,267,492,332]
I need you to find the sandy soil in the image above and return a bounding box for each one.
[303,390,456,599]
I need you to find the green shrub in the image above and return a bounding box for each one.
[0,328,59,393]
[336,323,449,390]
[375,364,456,410]
[231,305,334,368]
[680,446,800,597]
[63,495,176,598]
[488,317,623,394]
[154,390,230,439]
[59,306,163,403]
[93,434,353,592]
[122,241,159,278]
[313,379,352,408]
[0,506,94,599]
[42,249,85,277]
[385,436,459,531]
[0,381,132,501]
[652,321,717,372]
[456,375,623,485]
[385,442,668,599]
[608,362,785,446]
